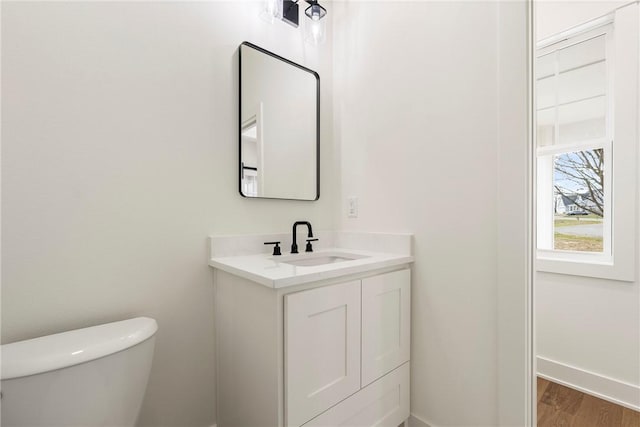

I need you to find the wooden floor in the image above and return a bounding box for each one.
[538,377,640,427]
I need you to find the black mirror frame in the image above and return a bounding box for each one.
[238,41,320,201]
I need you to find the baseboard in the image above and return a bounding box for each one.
[537,356,640,411]
[408,413,434,427]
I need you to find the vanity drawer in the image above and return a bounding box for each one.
[303,363,410,427]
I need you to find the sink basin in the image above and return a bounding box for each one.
[278,252,368,267]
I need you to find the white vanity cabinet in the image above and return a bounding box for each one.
[214,267,411,427]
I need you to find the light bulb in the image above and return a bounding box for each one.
[310,6,322,20]
[304,2,326,21]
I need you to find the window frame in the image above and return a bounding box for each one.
[534,9,638,282]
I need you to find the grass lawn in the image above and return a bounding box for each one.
[554,214,603,228]
[554,218,602,227]
[554,233,603,252]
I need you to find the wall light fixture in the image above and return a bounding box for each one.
[282,0,326,28]
[262,0,327,45]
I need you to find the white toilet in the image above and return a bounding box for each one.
[1,317,158,427]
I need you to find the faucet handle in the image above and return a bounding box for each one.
[305,238,319,253]
[264,241,282,256]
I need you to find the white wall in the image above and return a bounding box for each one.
[1,2,334,426]
[536,273,640,384]
[497,2,532,425]
[536,1,629,41]
[333,2,529,425]
[535,0,640,409]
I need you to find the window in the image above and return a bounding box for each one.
[535,8,638,282]
[537,28,612,256]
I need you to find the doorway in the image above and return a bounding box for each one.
[533,1,640,426]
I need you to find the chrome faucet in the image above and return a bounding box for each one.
[291,221,313,254]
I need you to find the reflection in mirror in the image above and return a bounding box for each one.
[239,42,319,200]
[241,106,262,197]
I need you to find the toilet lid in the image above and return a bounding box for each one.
[1,317,157,380]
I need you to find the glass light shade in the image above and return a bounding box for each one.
[304,14,326,45]
[260,0,281,23]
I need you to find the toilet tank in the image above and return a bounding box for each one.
[1,317,158,427]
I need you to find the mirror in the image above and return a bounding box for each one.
[239,42,320,200]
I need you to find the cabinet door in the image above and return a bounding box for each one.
[361,269,411,387]
[285,280,361,427]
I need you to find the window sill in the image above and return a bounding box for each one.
[536,250,635,282]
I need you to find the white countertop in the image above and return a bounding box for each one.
[209,248,414,288]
